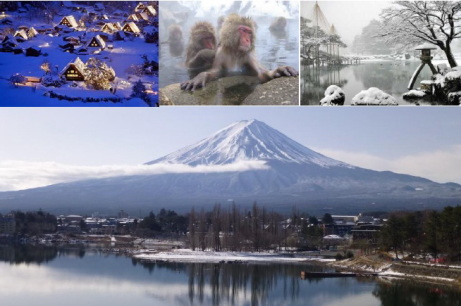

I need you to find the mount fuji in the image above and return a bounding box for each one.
[146,119,350,167]
[1,120,460,215]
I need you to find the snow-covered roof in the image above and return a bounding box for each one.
[59,15,79,28]
[28,27,38,38]
[101,23,116,32]
[138,12,149,21]
[87,35,106,49]
[14,29,28,40]
[414,43,437,50]
[2,35,19,45]
[128,13,148,22]
[143,5,157,17]
[60,57,86,76]
[135,2,146,12]
[122,22,141,34]
[127,14,140,22]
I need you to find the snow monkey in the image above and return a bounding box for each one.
[168,24,184,57]
[181,14,298,91]
[185,21,217,78]
[269,16,287,32]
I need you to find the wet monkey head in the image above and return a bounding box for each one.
[220,14,255,54]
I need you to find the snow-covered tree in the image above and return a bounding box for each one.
[125,64,144,77]
[131,79,154,106]
[9,74,25,87]
[351,19,393,55]
[379,1,461,67]
[300,16,347,60]
[131,79,148,98]
[40,60,51,75]
[84,57,115,90]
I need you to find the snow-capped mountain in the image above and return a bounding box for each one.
[0,120,460,215]
[147,119,351,167]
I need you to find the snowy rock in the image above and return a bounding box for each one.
[448,91,461,105]
[403,90,426,100]
[320,85,345,106]
[351,87,398,106]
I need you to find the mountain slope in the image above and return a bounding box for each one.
[0,120,460,215]
[147,120,352,167]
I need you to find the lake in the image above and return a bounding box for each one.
[1,244,460,306]
[301,60,445,106]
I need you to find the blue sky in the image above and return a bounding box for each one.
[1,107,461,191]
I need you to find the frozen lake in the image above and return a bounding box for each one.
[301,60,450,106]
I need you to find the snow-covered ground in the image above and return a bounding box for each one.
[0,77,148,107]
[133,248,334,264]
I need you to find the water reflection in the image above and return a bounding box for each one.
[301,61,437,105]
[373,279,461,306]
[0,244,85,264]
[0,245,460,306]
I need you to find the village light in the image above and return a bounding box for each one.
[408,43,438,90]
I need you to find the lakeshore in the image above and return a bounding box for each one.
[12,232,461,288]
[117,237,461,289]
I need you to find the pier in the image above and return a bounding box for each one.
[300,271,378,279]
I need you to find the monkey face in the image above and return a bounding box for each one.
[238,25,253,52]
[201,36,215,50]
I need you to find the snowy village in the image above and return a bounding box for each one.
[300,1,461,106]
[0,1,158,106]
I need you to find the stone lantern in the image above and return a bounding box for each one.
[408,43,438,90]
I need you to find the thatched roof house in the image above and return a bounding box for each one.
[59,15,79,28]
[28,27,39,38]
[61,57,86,81]
[122,22,141,34]
[86,35,106,49]
[14,29,28,41]
[143,5,157,17]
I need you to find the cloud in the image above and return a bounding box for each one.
[315,144,461,184]
[2,144,461,192]
[0,160,269,192]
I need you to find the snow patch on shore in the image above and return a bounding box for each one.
[133,249,335,264]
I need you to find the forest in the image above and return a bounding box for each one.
[2,204,461,263]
